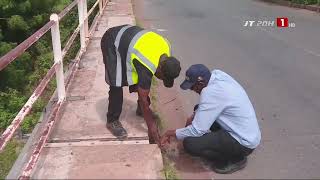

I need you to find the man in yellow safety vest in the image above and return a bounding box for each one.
[101,25,181,144]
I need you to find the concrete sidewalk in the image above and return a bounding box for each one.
[31,0,163,178]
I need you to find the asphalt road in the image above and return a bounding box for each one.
[134,0,320,178]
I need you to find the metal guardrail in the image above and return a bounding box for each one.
[0,21,55,71]
[0,0,109,178]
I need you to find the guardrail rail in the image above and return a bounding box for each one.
[0,0,109,179]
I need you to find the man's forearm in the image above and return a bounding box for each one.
[137,87,160,143]
[176,124,206,140]
[139,96,160,142]
[140,99,156,129]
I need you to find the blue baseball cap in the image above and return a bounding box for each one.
[180,64,211,90]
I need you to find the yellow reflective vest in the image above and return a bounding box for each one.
[114,25,171,86]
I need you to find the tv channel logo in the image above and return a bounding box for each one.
[243,17,295,28]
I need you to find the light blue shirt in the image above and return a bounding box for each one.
[176,70,261,149]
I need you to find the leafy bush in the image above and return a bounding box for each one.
[0,140,24,179]
[290,0,319,5]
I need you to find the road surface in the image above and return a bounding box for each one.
[134,0,320,178]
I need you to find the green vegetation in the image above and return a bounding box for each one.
[135,15,178,180]
[150,78,178,179]
[287,0,320,5]
[0,0,99,134]
[0,140,24,179]
[150,78,166,132]
[162,155,179,180]
[0,0,76,134]
[0,0,98,178]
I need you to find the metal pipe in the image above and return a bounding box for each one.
[61,26,80,59]
[0,63,58,152]
[87,0,100,19]
[50,14,66,102]
[99,0,103,14]
[58,0,78,20]
[0,21,54,71]
[19,101,63,179]
[83,0,89,38]
[78,0,86,50]
[88,10,100,38]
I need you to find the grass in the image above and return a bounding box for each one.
[0,140,24,179]
[162,155,179,180]
[150,77,166,132]
[150,78,179,179]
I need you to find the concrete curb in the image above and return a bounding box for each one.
[261,0,320,13]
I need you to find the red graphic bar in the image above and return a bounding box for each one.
[277,17,289,27]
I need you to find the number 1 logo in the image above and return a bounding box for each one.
[277,17,289,28]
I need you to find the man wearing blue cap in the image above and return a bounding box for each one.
[161,64,261,174]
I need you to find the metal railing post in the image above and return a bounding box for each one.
[50,14,66,102]
[99,0,103,14]
[78,0,86,50]
[83,0,89,39]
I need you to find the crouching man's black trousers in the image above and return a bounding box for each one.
[183,122,254,166]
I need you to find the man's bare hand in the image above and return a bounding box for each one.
[160,134,170,146]
[160,130,176,147]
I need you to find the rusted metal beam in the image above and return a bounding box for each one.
[88,7,101,37]
[62,26,80,59]
[65,0,109,89]
[19,100,64,179]
[87,0,100,19]
[17,1,94,174]
[0,21,54,71]
[1,0,109,178]
[58,0,78,20]
[88,0,109,38]
[65,48,85,90]
[0,63,58,152]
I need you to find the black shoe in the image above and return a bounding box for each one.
[212,157,247,174]
[106,121,128,138]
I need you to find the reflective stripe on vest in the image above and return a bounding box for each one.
[132,49,157,73]
[114,25,132,86]
[126,30,149,85]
